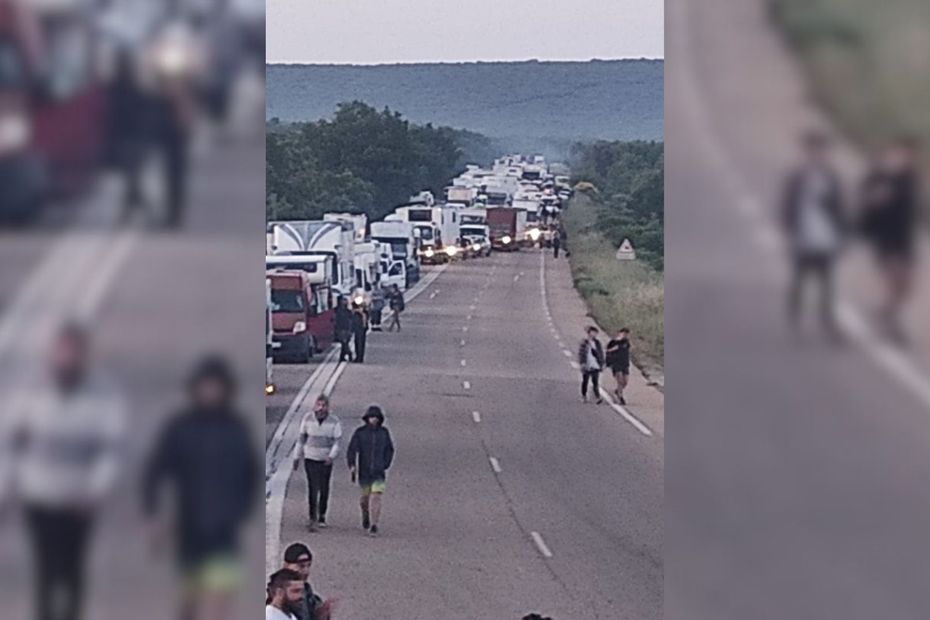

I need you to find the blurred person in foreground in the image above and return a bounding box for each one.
[1,323,126,620]
[295,395,342,531]
[142,355,259,620]
[780,131,847,342]
[346,406,395,537]
[280,543,336,620]
[858,136,921,345]
[265,569,305,620]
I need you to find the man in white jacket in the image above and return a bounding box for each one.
[295,395,342,531]
[1,323,125,620]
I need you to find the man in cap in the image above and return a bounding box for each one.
[281,543,335,620]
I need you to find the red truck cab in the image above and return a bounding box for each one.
[0,0,106,223]
[268,269,335,363]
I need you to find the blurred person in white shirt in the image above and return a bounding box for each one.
[0,323,126,620]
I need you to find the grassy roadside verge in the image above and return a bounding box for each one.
[563,194,664,376]
[772,0,930,153]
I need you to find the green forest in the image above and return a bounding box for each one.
[266,102,497,221]
[569,140,665,271]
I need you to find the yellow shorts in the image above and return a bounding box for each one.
[184,555,241,595]
[360,480,386,495]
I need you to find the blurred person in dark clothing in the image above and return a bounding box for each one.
[346,406,395,537]
[107,50,153,224]
[552,231,561,258]
[606,328,632,405]
[153,78,196,229]
[2,323,125,620]
[369,286,385,331]
[280,543,336,620]
[351,302,368,363]
[386,284,405,332]
[858,136,921,344]
[333,297,353,362]
[781,131,847,341]
[142,355,259,620]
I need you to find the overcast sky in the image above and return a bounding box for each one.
[267,0,663,64]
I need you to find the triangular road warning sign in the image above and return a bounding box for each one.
[615,238,636,261]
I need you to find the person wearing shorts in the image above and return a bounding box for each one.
[346,406,395,537]
[606,328,632,405]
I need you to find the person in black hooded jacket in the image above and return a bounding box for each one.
[142,355,259,620]
[346,406,394,537]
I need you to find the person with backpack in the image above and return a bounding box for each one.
[577,326,605,404]
[346,406,395,537]
[386,285,405,332]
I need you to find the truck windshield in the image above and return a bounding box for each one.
[266,260,319,273]
[486,193,508,206]
[416,226,434,241]
[461,227,486,238]
[271,290,305,313]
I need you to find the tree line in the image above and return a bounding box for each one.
[266,102,497,221]
[569,140,664,271]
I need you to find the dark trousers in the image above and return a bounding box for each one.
[336,330,352,361]
[161,137,189,229]
[353,330,367,363]
[304,459,334,522]
[387,310,402,332]
[788,253,837,333]
[370,308,383,328]
[553,243,560,258]
[25,505,93,620]
[581,370,600,398]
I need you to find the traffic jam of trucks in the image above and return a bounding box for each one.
[265,154,573,384]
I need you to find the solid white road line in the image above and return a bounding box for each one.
[472,411,481,423]
[489,457,502,474]
[531,531,554,558]
[598,387,654,437]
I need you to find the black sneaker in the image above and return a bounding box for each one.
[362,514,370,530]
[317,518,327,528]
[368,525,379,537]
[619,395,626,405]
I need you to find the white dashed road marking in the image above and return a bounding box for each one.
[531,532,554,558]
[489,457,502,474]
[472,411,481,423]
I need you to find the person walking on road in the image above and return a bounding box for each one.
[2,323,125,620]
[370,286,385,331]
[142,355,259,620]
[781,131,847,341]
[296,395,342,531]
[281,543,336,620]
[606,328,632,405]
[351,302,369,363]
[265,569,304,620]
[858,136,921,345]
[386,285,405,332]
[334,296,353,362]
[578,326,605,404]
[552,232,561,258]
[346,406,395,537]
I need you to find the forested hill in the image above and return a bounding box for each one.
[266,60,663,148]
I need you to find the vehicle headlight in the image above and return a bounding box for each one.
[473,243,482,252]
[529,228,541,241]
[445,246,458,257]
[353,295,365,306]
[265,383,276,395]
[292,321,307,334]
[424,248,435,258]
[0,111,30,153]
[502,235,512,244]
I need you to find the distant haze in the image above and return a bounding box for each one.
[267,60,664,150]
[267,0,663,64]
